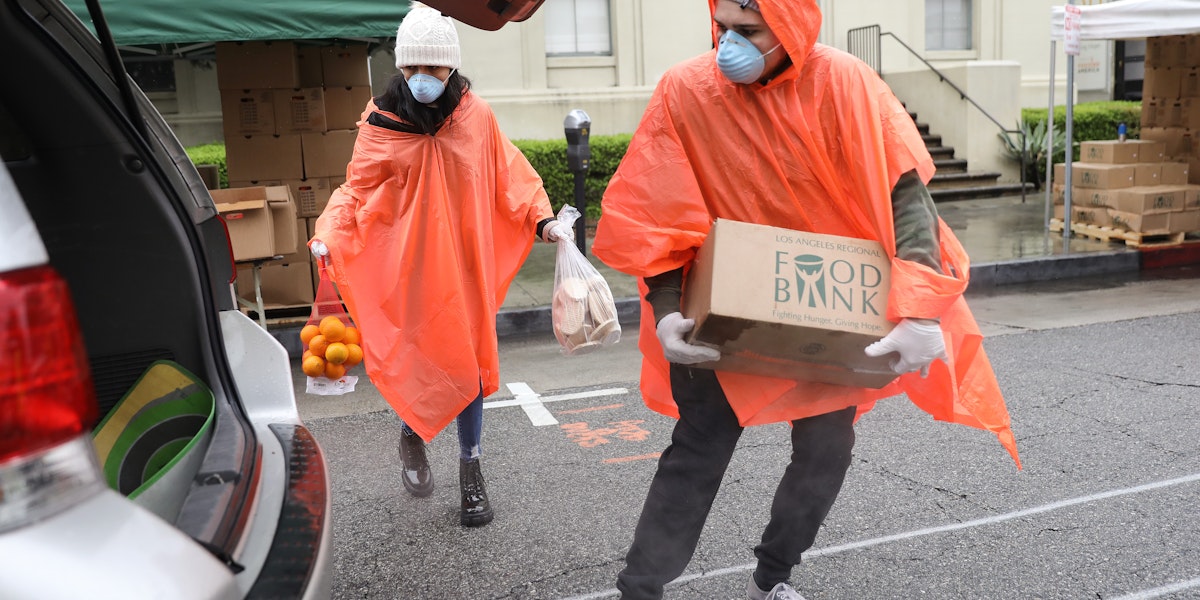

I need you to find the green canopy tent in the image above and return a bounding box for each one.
[64,0,408,45]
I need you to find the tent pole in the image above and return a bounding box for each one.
[1046,39,1057,245]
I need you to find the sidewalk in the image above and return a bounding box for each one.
[269,194,1200,353]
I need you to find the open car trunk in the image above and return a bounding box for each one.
[0,0,258,570]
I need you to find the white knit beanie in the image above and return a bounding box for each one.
[394,2,462,70]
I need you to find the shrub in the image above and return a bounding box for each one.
[184,134,634,220]
[184,143,228,188]
[513,134,631,221]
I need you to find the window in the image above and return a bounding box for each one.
[926,0,972,51]
[544,0,611,56]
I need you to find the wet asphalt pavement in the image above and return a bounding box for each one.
[298,267,1200,599]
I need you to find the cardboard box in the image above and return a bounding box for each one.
[1147,36,1188,69]
[1080,140,1142,164]
[1182,69,1200,99]
[1071,163,1136,189]
[1139,128,1194,160]
[1160,101,1183,128]
[215,41,299,90]
[1074,187,1118,208]
[1162,161,1190,185]
[196,164,220,190]
[1169,209,1200,233]
[302,130,357,178]
[1181,98,1200,129]
[1142,99,1160,128]
[220,89,276,137]
[273,87,327,134]
[321,44,371,88]
[324,86,373,130]
[214,198,273,261]
[1056,204,1111,227]
[277,218,312,265]
[237,262,315,307]
[211,186,298,258]
[1108,209,1171,233]
[681,219,898,389]
[1052,184,1065,205]
[285,178,334,217]
[1182,185,1200,209]
[225,134,304,182]
[295,45,325,87]
[1133,163,1162,186]
[1113,186,1184,214]
[1144,66,1183,99]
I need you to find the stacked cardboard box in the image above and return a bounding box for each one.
[1053,140,1200,236]
[1139,34,1200,184]
[216,41,372,307]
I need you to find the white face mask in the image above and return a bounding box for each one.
[716,29,781,84]
[406,70,454,104]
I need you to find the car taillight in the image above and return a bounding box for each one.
[0,266,98,462]
[0,266,104,533]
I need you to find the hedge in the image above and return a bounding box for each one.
[1021,100,1143,162]
[184,135,633,221]
[184,143,228,189]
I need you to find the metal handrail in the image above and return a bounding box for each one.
[848,25,1027,202]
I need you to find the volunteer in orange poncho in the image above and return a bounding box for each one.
[590,0,1020,597]
[308,3,565,528]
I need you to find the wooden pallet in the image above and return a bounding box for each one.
[1049,218,1187,248]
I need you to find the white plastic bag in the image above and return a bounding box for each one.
[552,206,621,355]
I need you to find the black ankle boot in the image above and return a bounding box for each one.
[459,457,493,527]
[398,428,433,497]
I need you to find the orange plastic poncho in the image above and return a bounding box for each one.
[591,0,1019,466]
[314,94,553,443]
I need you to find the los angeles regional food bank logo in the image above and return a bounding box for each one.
[772,247,884,316]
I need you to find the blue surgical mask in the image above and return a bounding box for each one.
[407,70,453,104]
[716,30,781,84]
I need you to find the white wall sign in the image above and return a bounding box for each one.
[1076,40,1109,90]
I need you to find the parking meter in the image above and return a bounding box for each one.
[564,109,592,253]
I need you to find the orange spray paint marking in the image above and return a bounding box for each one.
[561,420,652,448]
[557,403,624,416]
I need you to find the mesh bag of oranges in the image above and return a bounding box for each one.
[301,259,362,395]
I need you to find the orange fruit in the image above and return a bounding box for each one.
[302,350,313,362]
[308,334,328,357]
[324,342,349,365]
[299,324,320,346]
[301,355,326,377]
[319,316,346,342]
[324,361,346,380]
[344,343,363,367]
[342,327,361,345]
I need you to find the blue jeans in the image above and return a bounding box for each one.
[401,385,484,460]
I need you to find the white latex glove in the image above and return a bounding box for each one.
[656,312,721,365]
[310,239,329,257]
[543,221,574,243]
[864,318,948,378]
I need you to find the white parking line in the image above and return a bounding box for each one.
[486,385,629,427]
[558,471,1200,600]
[503,382,558,426]
[1108,577,1200,600]
[484,387,629,410]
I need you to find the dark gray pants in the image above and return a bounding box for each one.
[616,365,857,599]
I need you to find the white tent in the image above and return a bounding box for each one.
[1046,0,1200,240]
[1051,0,1200,41]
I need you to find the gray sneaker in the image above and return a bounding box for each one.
[747,576,806,600]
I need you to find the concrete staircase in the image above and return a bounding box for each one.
[907,108,1033,202]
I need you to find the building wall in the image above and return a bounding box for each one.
[159,0,1104,168]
